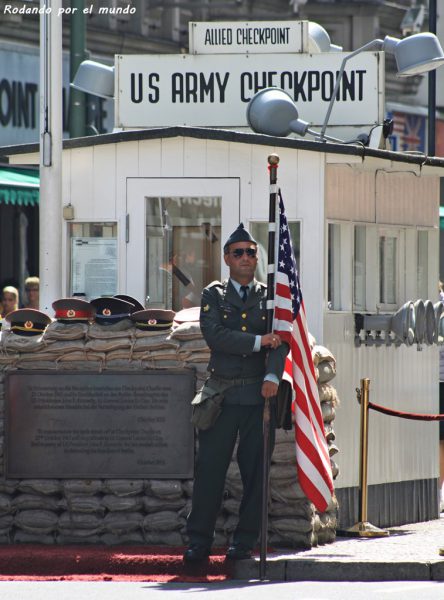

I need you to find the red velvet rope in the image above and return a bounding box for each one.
[368,401,444,421]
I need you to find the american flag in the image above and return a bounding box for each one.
[273,191,334,512]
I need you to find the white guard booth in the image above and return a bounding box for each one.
[4,126,444,528]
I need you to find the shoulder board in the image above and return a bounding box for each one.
[207,280,224,289]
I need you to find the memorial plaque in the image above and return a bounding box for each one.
[5,371,195,478]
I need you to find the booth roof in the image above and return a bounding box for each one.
[0,167,39,207]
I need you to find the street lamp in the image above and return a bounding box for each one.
[247,32,444,143]
[71,60,115,100]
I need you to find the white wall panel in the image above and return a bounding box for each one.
[228,141,251,222]
[326,165,376,222]
[324,312,439,489]
[69,146,94,219]
[248,145,273,222]
[298,150,324,342]
[92,144,117,220]
[61,150,72,295]
[160,137,184,177]
[184,137,207,177]
[138,138,162,176]
[376,172,439,226]
[206,139,230,177]
[116,141,139,295]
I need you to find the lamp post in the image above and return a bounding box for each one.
[39,0,63,311]
[69,0,88,138]
[428,0,437,155]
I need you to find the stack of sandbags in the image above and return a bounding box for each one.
[169,321,209,387]
[0,314,339,548]
[0,330,56,370]
[313,344,340,483]
[131,331,183,371]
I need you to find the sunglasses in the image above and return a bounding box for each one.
[228,248,257,259]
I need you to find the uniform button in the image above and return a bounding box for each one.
[242,354,247,358]
[241,326,247,331]
[223,314,227,319]
[262,316,266,320]
[242,313,247,319]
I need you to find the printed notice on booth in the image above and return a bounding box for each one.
[71,237,118,299]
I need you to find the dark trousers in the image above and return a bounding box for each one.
[186,403,274,549]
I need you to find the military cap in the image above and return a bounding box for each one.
[5,308,51,336]
[131,309,175,331]
[90,297,134,325]
[174,306,200,324]
[223,223,257,252]
[52,298,95,323]
[114,294,144,312]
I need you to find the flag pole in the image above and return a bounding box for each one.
[259,153,280,581]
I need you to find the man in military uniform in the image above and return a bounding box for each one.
[184,223,289,563]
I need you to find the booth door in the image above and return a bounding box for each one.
[126,178,240,311]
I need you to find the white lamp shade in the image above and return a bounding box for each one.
[386,32,444,76]
[71,60,115,99]
[308,22,343,53]
[246,88,300,136]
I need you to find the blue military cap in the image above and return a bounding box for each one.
[90,297,133,325]
[5,308,51,336]
[114,294,144,312]
[223,223,257,253]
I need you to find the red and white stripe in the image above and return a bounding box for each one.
[273,211,334,513]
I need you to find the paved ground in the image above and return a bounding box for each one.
[234,515,444,581]
[1,580,444,600]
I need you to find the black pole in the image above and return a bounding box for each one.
[428,0,437,156]
[259,153,279,581]
[69,0,87,138]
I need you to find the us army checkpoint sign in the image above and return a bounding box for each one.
[115,52,383,129]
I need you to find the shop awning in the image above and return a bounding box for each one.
[0,167,39,207]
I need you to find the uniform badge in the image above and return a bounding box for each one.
[24,321,33,329]
[67,309,76,318]
[203,304,210,312]
[102,308,111,316]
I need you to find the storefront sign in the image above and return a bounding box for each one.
[115,52,383,128]
[5,371,195,478]
[188,20,308,54]
[0,43,113,146]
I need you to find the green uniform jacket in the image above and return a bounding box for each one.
[200,279,288,404]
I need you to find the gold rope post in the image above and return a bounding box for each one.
[347,378,389,537]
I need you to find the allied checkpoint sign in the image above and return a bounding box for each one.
[188,20,309,54]
[115,51,384,129]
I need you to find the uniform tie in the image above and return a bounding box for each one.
[240,285,249,302]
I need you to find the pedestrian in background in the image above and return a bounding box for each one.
[24,276,40,309]
[1,286,19,317]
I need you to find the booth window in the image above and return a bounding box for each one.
[145,196,221,311]
[250,221,301,284]
[379,231,398,306]
[417,229,428,299]
[353,225,366,311]
[68,222,118,299]
[328,223,342,310]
